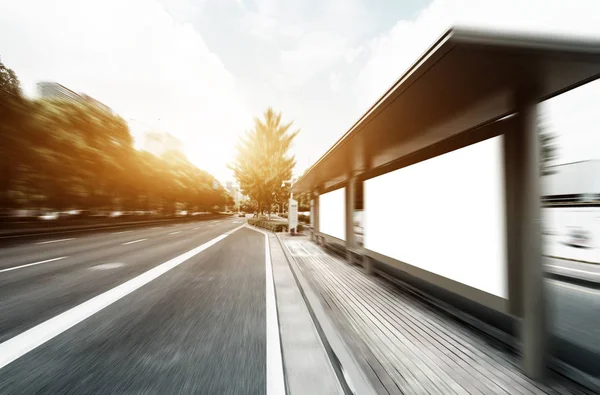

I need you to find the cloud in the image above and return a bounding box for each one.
[0,0,251,181]
[7,0,597,181]
[274,31,348,90]
[354,0,600,164]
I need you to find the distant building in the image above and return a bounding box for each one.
[142,131,184,157]
[37,81,81,102]
[37,81,112,112]
[225,181,245,209]
[80,93,113,113]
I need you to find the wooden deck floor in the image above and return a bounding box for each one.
[281,236,592,395]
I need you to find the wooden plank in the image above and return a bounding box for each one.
[283,237,592,395]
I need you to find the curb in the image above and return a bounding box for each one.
[274,233,378,395]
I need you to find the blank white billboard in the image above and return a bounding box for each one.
[364,136,507,298]
[319,187,346,241]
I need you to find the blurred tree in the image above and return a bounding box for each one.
[273,181,291,213]
[27,99,133,210]
[296,192,311,212]
[0,58,20,95]
[0,58,30,209]
[240,198,257,213]
[230,107,299,219]
[0,61,229,216]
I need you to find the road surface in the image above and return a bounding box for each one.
[542,257,600,359]
[1,216,599,393]
[547,277,600,353]
[0,217,273,394]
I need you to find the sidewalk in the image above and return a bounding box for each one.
[267,232,344,395]
[277,233,594,395]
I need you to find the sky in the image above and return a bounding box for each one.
[0,0,599,182]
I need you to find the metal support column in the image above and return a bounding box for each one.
[345,177,356,264]
[310,199,315,241]
[504,115,524,319]
[313,192,320,244]
[515,86,547,380]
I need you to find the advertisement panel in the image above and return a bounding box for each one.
[319,187,346,241]
[364,136,507,298]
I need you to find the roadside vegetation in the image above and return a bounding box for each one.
[0,58,232,219]
[229,108,298,219]
[248,217,304,233]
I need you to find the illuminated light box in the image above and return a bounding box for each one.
[319,187,346,241]
[364,136,507,298]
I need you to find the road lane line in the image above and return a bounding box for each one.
[121,238,147,245]
[547,279,600,295]
[546,264,600,276]
[112,230,131,235]
[0,257,68,273]
[35,238,75,245]
[193,226,202,230]
[245,225,286,394]
[169,231,181,235]
[0,225,245,371]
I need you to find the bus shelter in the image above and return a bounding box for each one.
[292,27,600,379]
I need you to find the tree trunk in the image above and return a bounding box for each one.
[0,153,12,210]
[267,199,272,220]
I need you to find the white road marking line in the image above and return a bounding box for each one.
[112,230,131,235]
[169,231,181,235]
[0,226,246,371]
[546,264,600,276]
[547,279,600,295]
[245,225,285,394]
[193,226,202,230]
[224,225,245,236]
[90,263,125,271]
[35,238,75,245]
[121,238,147,245]
[0,257,68,273]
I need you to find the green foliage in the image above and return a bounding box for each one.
[298,214,310,224]
[248,218,288,232]
[0,57,30,207]
[0,59,229,212]
[248,218,304,233]
[229,108,298,218]
[240,198,257,213]
[296,192,311,212]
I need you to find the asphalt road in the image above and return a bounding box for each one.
[0,216,269,394]
[547,276,600,353]
[2,216,599,393]
[541,257,600,362]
